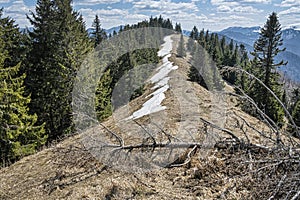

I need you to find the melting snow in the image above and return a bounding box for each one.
[150,61,178,85]
[127,35,178,120]
[157,36,173,57]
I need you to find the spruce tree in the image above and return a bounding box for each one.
[177,34,186,58]
[249,12,286,124]
[0,29,46,165]
[175,23,182,33]
[95,70,112,121]
[292,100,300,128]
[189,44,209,89]
[91,15,107,47]
[236,44,250,92]
[198,29,205,47]
[190,26,199,40]
[0,9,28,68]
[187,26,199,51]
[26,0,92,141]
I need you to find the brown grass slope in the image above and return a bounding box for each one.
[1,34,299,200]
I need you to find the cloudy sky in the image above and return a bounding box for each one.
[0,0,299,31]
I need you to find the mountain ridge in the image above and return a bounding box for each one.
[1,33,299,200]
[19,25,300,82]
[218,26,300,82]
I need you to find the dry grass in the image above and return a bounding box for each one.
[1,34,299,199]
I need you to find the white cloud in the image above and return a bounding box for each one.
[279,6,300,15]
[198,14,257,30]
[211,0,239,7]
[78,8,150,28]
[217,5,231,12]
[79,8,128,18]
[0,0,10,3]
[73,0,121,6]
[133,0,198,12]
[211,0,263,14]
[240,0,271,3]
[279,0,300,7]
[2,0,33,27]
[217,5,262,13]
[234,6,262,13]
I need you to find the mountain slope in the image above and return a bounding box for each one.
[219,26,300,82]
[1,34,299,200]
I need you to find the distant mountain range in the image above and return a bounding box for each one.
[87,25,124,37]
[218,26,300,82]
[20,25,300,82]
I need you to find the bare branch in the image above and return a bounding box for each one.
[99,123,124,147]
[199,117,240,142]
[134,120,156,145]
[222,66,299,138]
[167,145,197,168]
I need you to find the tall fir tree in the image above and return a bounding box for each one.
[292,100,300,128]
[0,9,29,70]
[175,23,182,33]
[187,26,199,51]
[95,70,112,121]
[236,44,251,92]
[91,15,107,47]
[177,34,186,58]
[249,12,286,124]
[0,26,46,165]
[25,0,92,141]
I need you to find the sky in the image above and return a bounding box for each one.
[0,0,299,31]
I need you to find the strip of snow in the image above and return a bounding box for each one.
[150,61,178,84]
[129,85,169,119]
[152,77,170,89]
[157,36,173,57]
[126,35,178,120]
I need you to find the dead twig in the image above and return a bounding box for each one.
[99,123,124,147]
[222,66,299,138]
[199,117,240,142]
[167,145,197,168]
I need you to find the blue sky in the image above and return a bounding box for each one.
[0,0,299,31]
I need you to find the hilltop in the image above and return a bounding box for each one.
[1,34,299,200]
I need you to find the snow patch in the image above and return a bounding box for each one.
[126,35,178,120]
[158,36,173,57]
[129,85,169,120]
[150,61,178,84]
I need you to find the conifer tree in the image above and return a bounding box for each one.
[292,100,300,128]
[220,36,226,55]
[0,9,29,72]
[249,12,286,124]
[198,29,205,47]
[0,28,45,164]
[95,70,112,121]
[189,44,210,89]
[187,26,199,51]
[236,44,250,91]
[191,26,199,40]
[113,30,117,36]
[91,15,107,47]
[229,39,234,52]
[177,34,186,57]
[205,30,209,44]
[26,0,92,141]
[175,23,182,33]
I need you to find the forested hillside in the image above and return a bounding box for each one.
[1,1,300,199]
[0,0,299,167]
[219,26,300,82]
